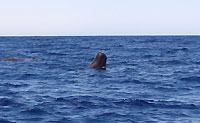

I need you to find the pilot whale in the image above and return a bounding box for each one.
[90,52,107,70]
[2,57,37,61]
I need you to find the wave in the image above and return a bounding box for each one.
[152,60,187,65]
[166,47,189,54]
[180,76,200,82]
[20,107,48,115]
[0,98,23,107]
[53,96,199,110]
[16,73,39,80]
[143,54,159,58]
[53,96,97,109]
[0,118,15,123]
[114,99,198,109]
[1,83,29,88]
[93,112,136,123]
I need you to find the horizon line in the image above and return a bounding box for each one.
[0,34,200,37]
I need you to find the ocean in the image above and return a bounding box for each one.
[0,36,200,123]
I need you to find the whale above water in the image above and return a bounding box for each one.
[90,52,107,70]
[2,57,37,61]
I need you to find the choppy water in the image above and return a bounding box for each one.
[0,36,200,123]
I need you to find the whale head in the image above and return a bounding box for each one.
[90,52,107,70]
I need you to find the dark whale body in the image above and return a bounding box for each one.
[90,52,107,70]
[3,57,37,61]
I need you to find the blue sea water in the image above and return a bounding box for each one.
[0,36,200,123]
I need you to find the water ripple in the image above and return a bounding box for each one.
[1,36,200,122]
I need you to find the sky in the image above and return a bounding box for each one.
[0,0,200,36]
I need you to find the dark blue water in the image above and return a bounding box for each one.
[0,36,200,123]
